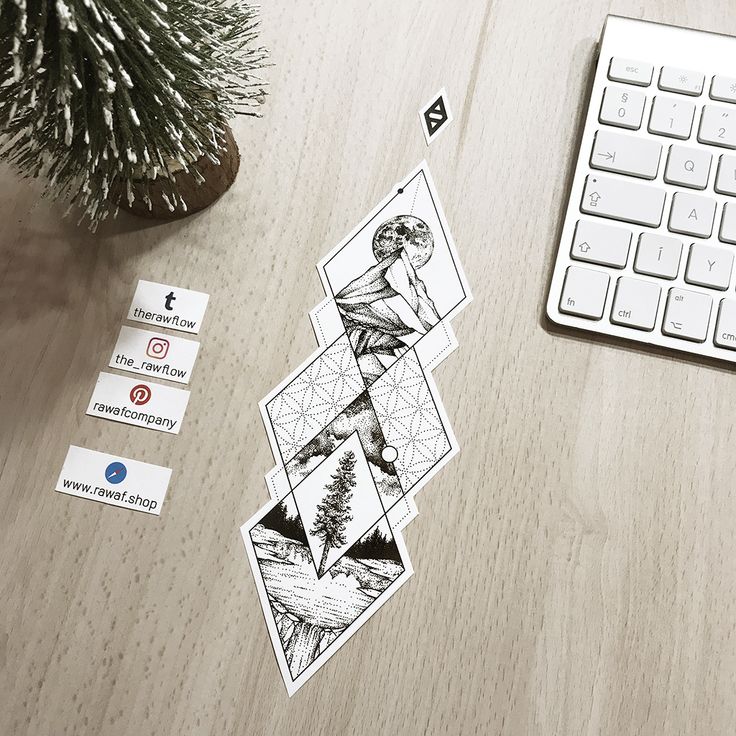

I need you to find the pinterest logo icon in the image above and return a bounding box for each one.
[129,384,152,405]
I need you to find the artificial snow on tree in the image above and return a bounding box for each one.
[0,0,267,228]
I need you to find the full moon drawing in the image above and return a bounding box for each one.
[372,215,434,269]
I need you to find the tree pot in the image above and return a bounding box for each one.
[118,124,240,220]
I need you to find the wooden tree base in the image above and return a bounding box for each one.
[119,125,240,220]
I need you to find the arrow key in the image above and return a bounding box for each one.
[591,129,662,179]
[662,287,712,342]
[580,174,666,227]
[571,219,631,267]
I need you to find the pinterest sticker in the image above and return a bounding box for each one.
[129,384,152,405]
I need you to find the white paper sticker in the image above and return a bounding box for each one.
[242,162,471,695]
[55,445,172,515]
[127,279,209,334]
[109,325,199,385]
[86,372,190,434]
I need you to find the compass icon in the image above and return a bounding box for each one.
[104,461,127,485]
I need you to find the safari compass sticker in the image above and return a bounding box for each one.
[241,162,472,695]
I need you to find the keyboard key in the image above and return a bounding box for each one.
[659,66,705,96]
[668,191,716,238]
[710,76,736,103]
[714,299,736,349]
[648,96,695,139]
[581,175,665,227]
[599,86,645,130]
[698,105,736,148]
[685,243,733,290]
[634,233,682,279]
[570,219,630,267]
[590,129,661,179]
[608,57,653,86]
[559,266,609,319]
[610,277,661,330]
[662,288,712,342]
[664,145,711,189]
[715,155,736,196]
[719,202,736,244]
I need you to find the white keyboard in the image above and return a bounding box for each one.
[547,16,736,362]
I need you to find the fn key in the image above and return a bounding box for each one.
[559,266,610,319]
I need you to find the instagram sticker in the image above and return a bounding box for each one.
[146,337,169,360]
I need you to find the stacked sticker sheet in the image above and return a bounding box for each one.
[241,162,471,694]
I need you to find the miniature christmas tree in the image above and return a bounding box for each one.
[0,0,267,228]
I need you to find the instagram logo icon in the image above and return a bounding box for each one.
[146,337,169,360]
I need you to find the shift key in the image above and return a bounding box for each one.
[581,174,666,227]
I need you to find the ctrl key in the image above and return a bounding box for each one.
[559,266,610,319]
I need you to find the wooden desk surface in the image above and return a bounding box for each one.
[2,3,735,734]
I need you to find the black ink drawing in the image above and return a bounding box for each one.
[310,449,356,576]
[242,162,471,695]
[285,391,403,505]
[335,215,440,386]
[250,494,405,680]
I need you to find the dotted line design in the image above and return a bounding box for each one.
[391,497,414,529]
[268,465,289,501]
[313,298,338,346]
[425,322,453,368]
[409,173,423,215]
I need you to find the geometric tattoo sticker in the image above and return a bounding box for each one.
[241,162,472,695]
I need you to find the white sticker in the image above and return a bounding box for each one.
[243,162,471,695]
[419,88,453,145]
[55,445,172,515]
[86,372,190,434]
[109,325,199,385]
[127,279,209,334]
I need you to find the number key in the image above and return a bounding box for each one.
[599,86,645,130]
[648,96,695,139]
[698,105,736,149]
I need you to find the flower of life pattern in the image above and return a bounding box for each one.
[368,349,450,492]
[266,336,365,463]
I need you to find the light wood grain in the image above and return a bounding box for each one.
[2,2,736,734]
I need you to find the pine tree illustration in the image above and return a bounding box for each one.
[310,450,356,576]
